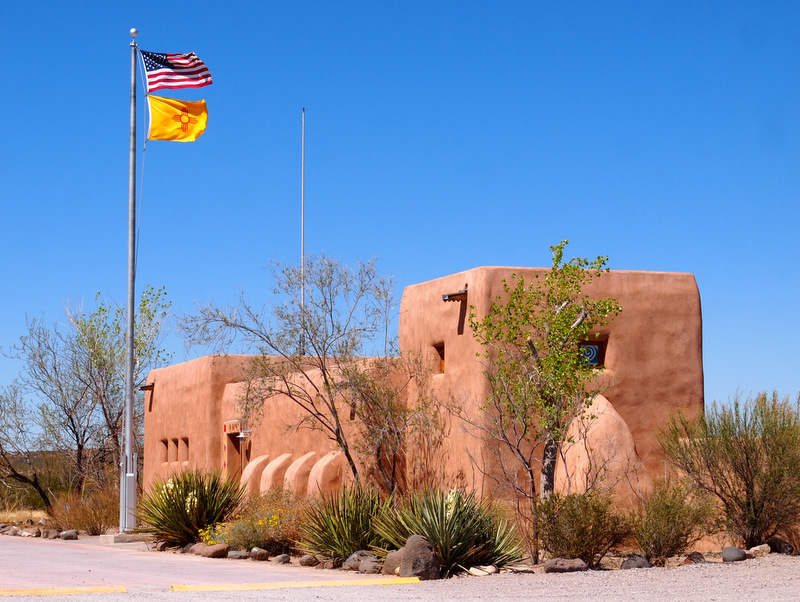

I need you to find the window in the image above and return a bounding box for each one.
[433,343,445,373]
[580,340,607,367]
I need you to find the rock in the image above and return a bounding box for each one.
[543,558,588,573]
[314,558,342,569]
[155,540,171,552]
[60,530,78,540]
[722,546,747,562]
[25,519,34,526]
[227,550,249,560]
[42,529,60,540]
[189,543,208,555]
[399,535,440,580]
[767,537,794,555]
[299,554,320,567]
[468,565,498,576]
[382,548,404,576]
[360,558,381,574]
[620,554,651,569]
[272,553,291,564]
[180,543,195,554]
[682,551,706,565]
[202,543,230,558]
[343,550,377,571]
[250,547,269,561]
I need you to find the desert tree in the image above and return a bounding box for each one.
[467,240,620,558]
[183,254,409,484]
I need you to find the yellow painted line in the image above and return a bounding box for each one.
[0,585,127,597]
[171,576,421,592]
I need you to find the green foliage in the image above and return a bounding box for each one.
[48,486,119,535]
[633,478,713,566]
[538,492,632,568]
[300,484,392,560]
[660,391,800,548]
[136,470,245,548]
[469,240,621,501]
[374,488,524,577]
[199,487,304,555]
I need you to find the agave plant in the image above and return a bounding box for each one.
[136,469,245,548]
[374,488,524,577]
[300,484,393,560]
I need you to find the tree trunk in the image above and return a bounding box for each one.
[540,434,558,499]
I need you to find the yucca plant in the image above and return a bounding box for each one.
[300,484,392,560]
[136,469,245,548]
[374,488,524,577]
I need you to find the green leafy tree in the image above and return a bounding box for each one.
[468,240,620,558]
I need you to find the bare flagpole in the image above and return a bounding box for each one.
[300,108,305,355]
[121,27,139,533]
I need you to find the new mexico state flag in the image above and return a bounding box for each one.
[147,95,208,142]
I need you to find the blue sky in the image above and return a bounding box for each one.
[1,1,798,405]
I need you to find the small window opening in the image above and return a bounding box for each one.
[580,339,607,367]
[433,343,445,373]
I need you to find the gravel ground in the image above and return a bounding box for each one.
[8,554,799,601]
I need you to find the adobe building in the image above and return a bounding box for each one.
[142,267,703,504]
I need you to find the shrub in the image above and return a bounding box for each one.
[633,478,713,566]
[136,470,244,548]
[48,486,119,535]
[538,492,632,568]
[660,391,800,548]
[300,484,392,560]
[374,488,524,577]
[199,486,304,555]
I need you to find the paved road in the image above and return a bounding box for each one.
[0,535,410,596]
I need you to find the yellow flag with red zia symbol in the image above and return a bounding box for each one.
[147,95,208,142]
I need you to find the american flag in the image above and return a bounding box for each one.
[140,50,213,93]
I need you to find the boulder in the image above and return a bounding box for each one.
[155,540,172,552]
[299,554,320,567]
[543,558,588,573]
[468,565,498,576]
[189,542,208,555]
[42,529,60,540]
[767,537,794,555]
[359,558,381,574]
[682,551,706,565]
[250,547,269,561]
[60,530,78,540]
[314,558,342,569]
[620,554,650,569]
[272,553,291,564]
[382,548,404,576]
[343,550,377,571]
[722,546,747,563]
[201,543,230,558]
[227,550,249,560]
[399,535,440,580]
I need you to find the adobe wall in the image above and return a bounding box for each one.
[398,267,704,497]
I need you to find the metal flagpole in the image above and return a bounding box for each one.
[300,108,305,355]
[121,27,139,533]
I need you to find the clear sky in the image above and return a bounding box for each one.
[1,1,798,405]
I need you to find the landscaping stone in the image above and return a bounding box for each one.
[314,558,342,569]
[202,543,230,558]
[682,551,706,565]
[155,540,171,552]
[189,543,208,555]
[767,537,794,555]
[180,543,194,554]
[60,530,78,540]
[272,553,291,564]
[299,554,320,567]
[620,554,651,569]
[359,558,381,574]
[543,558,588,573]
[250,547,269,561]
[227,550,249,560]
[343,550,377,571]
[722,546,747,562]
[399,535,440,580]
[382,548,404,576]
[42,529,60,540]
[468,565,498,576]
